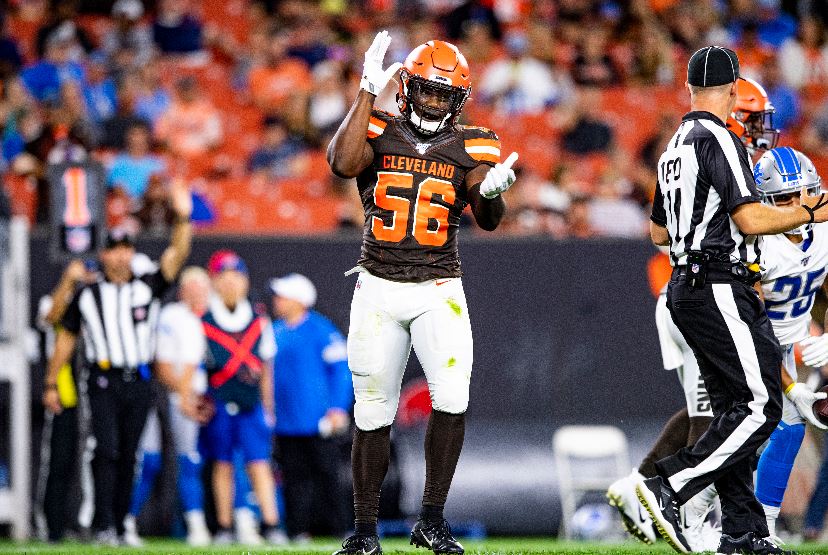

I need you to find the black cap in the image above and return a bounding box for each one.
[104,227,135,249]
[687,46,740,87]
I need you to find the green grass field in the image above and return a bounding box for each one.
[3,538,828,555]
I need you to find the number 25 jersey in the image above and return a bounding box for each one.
[356,110,501,282]
[760,222,828,345]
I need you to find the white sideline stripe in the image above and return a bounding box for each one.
[668,283,769,492]
[368,122,384,136]
[699,119,751,197]
[465,145,501,156]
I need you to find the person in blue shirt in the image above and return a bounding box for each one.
[270,273,353,540]
[107,121,166,199]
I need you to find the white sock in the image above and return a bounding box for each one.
[185,510,208,531]
[685,483,718,525]
[762,504,781,537]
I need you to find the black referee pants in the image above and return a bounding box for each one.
[87,369,151,534]
[43,407,78,541]
[660,276,782,538]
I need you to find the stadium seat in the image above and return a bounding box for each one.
[552,425,629,540]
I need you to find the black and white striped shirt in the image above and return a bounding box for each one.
[651,111,761,266]
[61,269,170,370]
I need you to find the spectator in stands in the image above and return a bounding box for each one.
[734,20,775,80]
[134,60,172,129]
[0,13,22,79]
[565,195,595,238]
[59,80,100,148]
[560,87,615,155]
[508,168,570,237]
[248,116,307,179]
[478,30,573,115]
[1,78,37,162]
[759,60,800,132]
[269,273,352,540]
[627,21,675,85]
[587,172,648,238]
[778,16,828,91]
[102,0,155,68]
[152,0,204,55]
[571,26,620,87]
[308,61,348,139]
[108,121,165,200]
[99,76,148,150]
[134,175,175,234]
[248,30,312,117]
[20,28,84,104]
[155,76,222,158]
[34,0,93,59]
[287,15,331,69]
[444,0,502,42]
[82,53,118,125]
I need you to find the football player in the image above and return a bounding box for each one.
[327,31,518,555]
[753,147,828,541]
[726,77,780,158]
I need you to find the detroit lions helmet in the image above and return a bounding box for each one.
[754,146,822,235]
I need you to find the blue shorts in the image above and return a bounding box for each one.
[202,401,272,463]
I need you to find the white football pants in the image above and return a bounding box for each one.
[347,269,473,431]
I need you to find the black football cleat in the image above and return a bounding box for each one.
[410,518,464,555]
[716,533,796,555]
[333,534,382,555]
[635,476,691,553]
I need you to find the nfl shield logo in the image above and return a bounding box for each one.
[415,143,431,155]
[691,263,700,273]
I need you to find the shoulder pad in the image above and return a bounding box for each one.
[368,110,396,139]
[460,125,501,164]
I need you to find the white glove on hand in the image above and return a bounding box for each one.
[786,382,828,430]
[480,152,519,199]
[801,335,828,367]
[360,30,402,96]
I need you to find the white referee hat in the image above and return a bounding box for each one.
[269,273,317,308]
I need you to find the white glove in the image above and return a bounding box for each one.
[801,335,828,367]
[360,30,402,96]
[480,152,519,199]
[786,382,828,430]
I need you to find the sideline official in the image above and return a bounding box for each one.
[42,182,193,545]
[638,46,828,555]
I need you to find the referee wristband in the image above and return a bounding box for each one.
[784,382,796,395]
[803,205,816,224]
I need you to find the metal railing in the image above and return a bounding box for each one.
[0,217,31,539]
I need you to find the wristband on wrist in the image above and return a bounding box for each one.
[784,382,796,395]
[173,215,190,225]
[804,205,816,224]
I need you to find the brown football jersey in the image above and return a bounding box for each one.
[356,110,501,282]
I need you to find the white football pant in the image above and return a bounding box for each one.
[347,269,473,431]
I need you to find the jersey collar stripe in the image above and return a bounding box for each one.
[464,138,499,148]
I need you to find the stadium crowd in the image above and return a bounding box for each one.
[0,0,827,236]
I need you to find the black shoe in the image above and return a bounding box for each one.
[333,534,382,555]
[635,476,691,553]
[716,533,796,555]
[410,518,464,555]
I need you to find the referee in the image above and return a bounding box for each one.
[638,46,828,555]
[42,182,193,545]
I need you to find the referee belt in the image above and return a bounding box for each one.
[672,261,760,285]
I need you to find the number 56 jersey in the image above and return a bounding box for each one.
[760,222,828,345]
[356,110,501,283]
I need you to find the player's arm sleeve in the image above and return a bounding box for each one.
[367,109,393,141]
[462,126,501,168]
[651,180,667,226]
[321,322,353,410]
[700,134,760,213]
[60,289,83,335]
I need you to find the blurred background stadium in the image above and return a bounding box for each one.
[1,0,828,547]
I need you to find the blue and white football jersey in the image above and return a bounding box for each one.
[760,222,828,345]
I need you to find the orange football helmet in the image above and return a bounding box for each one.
[725,77,779,153]
[397,40,471,135]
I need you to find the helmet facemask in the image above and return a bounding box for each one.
[761,177,822,236]
[734,109,779,154]
[399,71,470,135]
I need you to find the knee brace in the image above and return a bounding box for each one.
[177,453,204,513]
[429,371,470,415]
[756,422,806,507]
[354,396,395,431]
